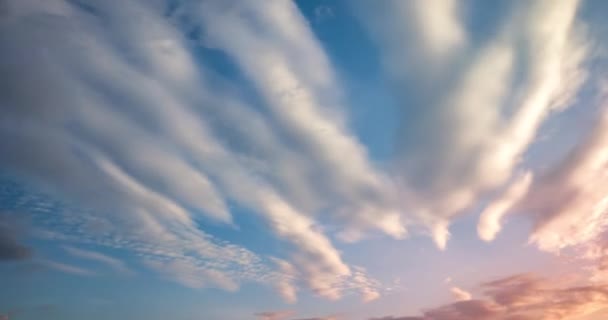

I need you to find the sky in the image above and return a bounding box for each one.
[1,0,608,319]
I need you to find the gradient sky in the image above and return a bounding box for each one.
[1,0,608,319]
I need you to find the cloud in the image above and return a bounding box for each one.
[478,98,608,252]
[373,272,608,320]
[271,258,298,303]
[0,215,31,261]
[62,246,132,274]
[351,266,381,302]
[478,172,533,242]
[523,107,608,252]
[145,259,238,292]
[292,317,340,320]
[354,0,589,248]
[0,0,387,301]
[39,259,96,276]
[2,0,604,308]
[353,0,466,77]
[255,311,295,320]
[371,318,425,320]
[450,287,472,302]
[255,311,341,320]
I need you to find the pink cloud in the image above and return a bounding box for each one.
[374,272,608,320]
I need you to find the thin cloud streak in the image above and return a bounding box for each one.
[62,246,133,275]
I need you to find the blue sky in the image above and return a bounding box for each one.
[2,1,608,319]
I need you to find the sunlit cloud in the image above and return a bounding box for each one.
[0,0,386,302]
[450,287,472,302]
[1,0,608,318]
[374,273,608,320]
[355,0,589,249]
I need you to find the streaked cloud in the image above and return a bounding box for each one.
[62,246,132,275]
[0,0,386,302]
[479,94,608,252]
[355,0,590,249]
[1,0,608,316]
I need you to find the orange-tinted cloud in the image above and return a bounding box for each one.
[373,273,608,320]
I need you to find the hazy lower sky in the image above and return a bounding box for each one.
[2,1,608,319]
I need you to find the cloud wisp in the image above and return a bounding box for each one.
[62,246,133,275]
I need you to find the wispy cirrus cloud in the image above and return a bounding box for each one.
[0,0,386,302]
[2,0,608,314]
[354,0,590,249]
[480,104,608,252]
[62,246,133,275]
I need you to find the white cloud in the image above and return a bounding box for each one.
[0,0,389,302]
[450,286,472,301]
[355,0,589,249]
[478,172,533,242]
[187,0,405,239]
[3,0,603,306]
[395,0,466,60]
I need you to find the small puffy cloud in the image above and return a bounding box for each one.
[450,287,472,302]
